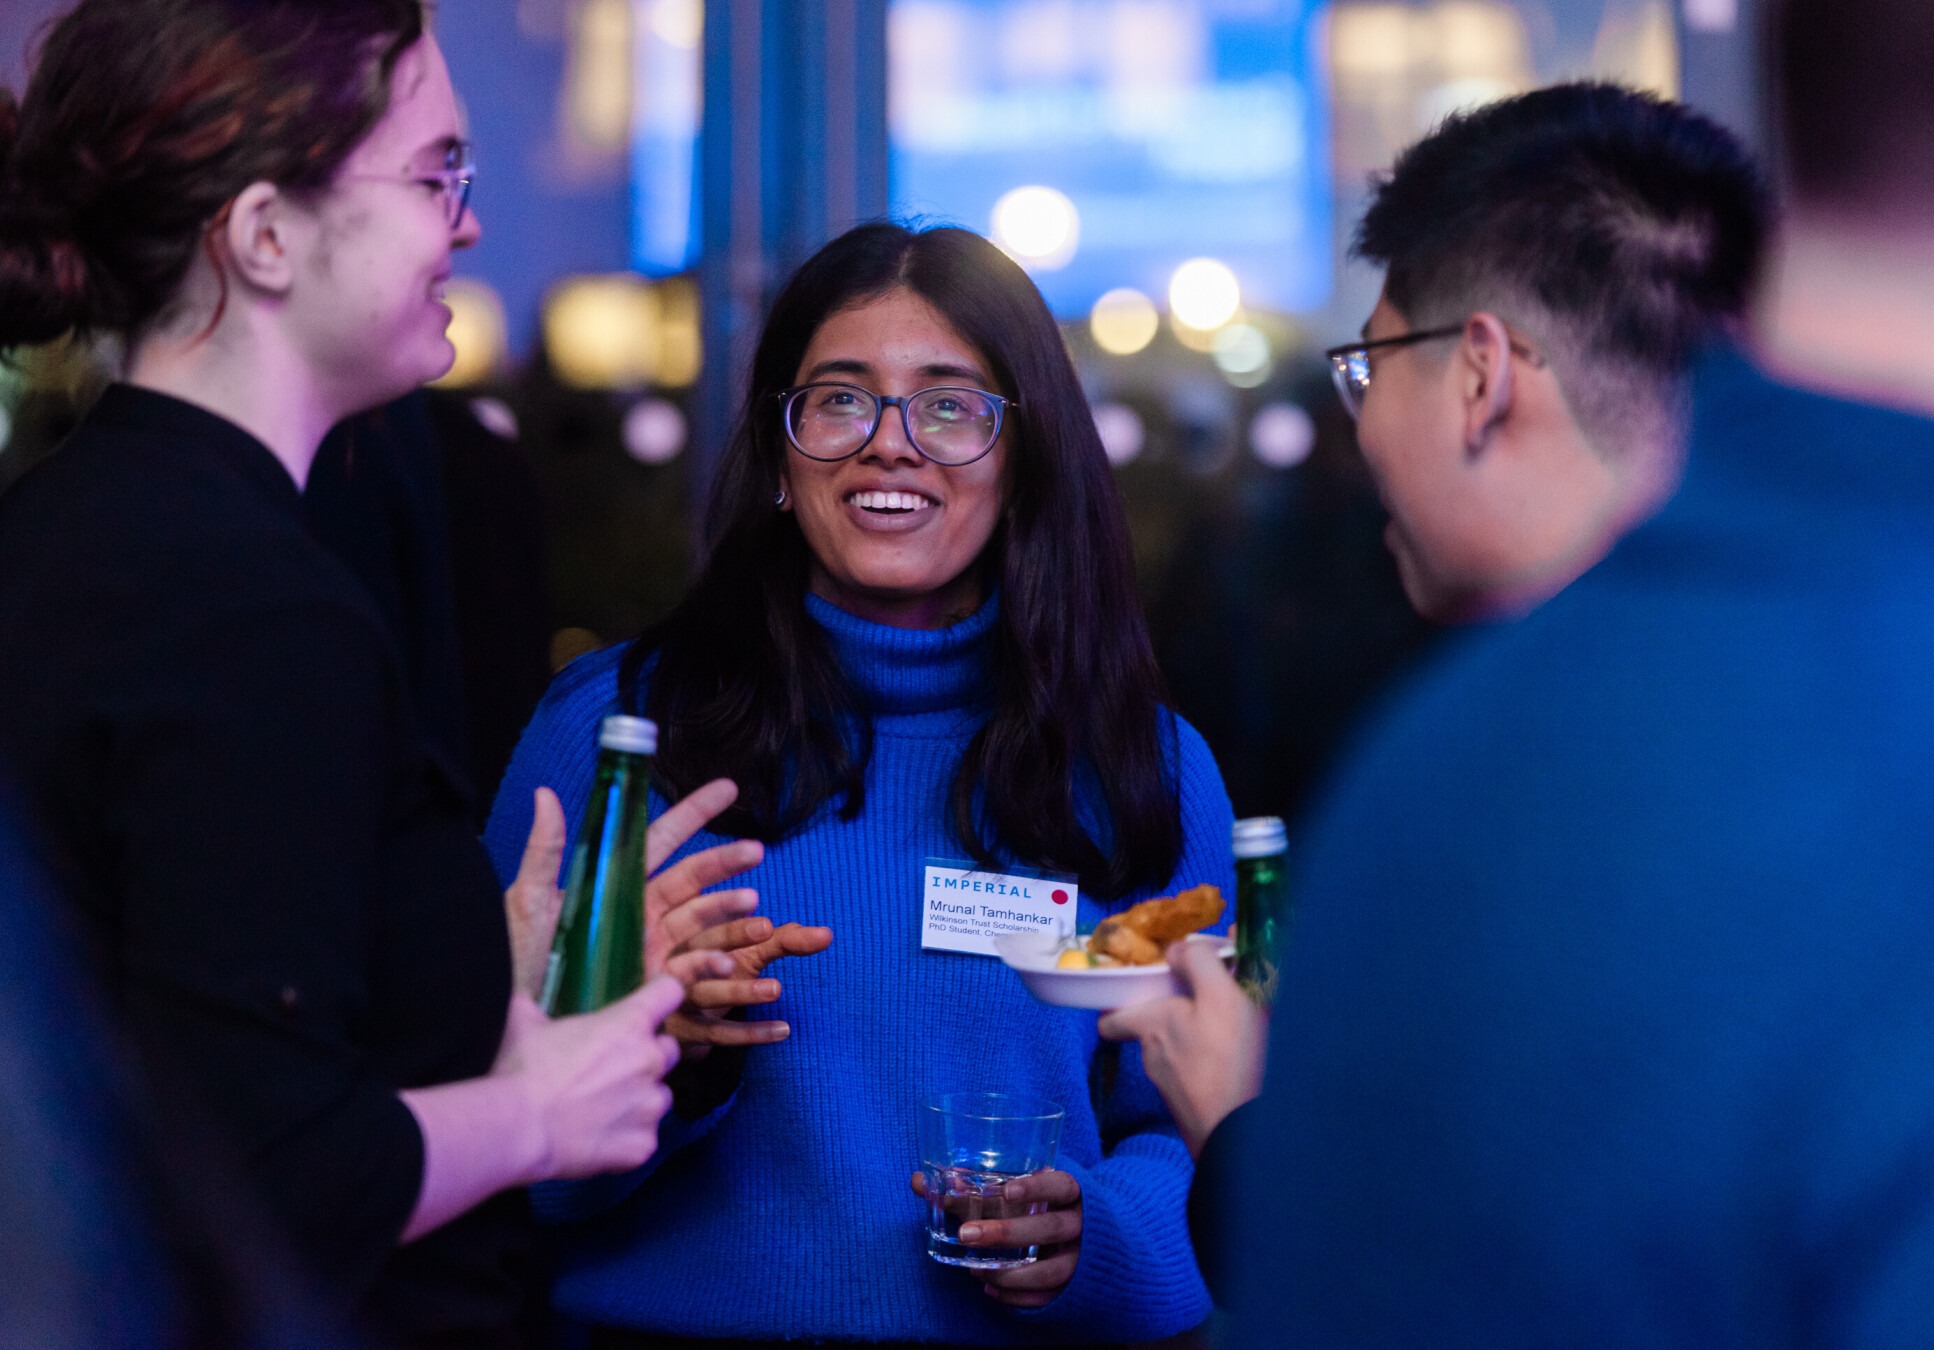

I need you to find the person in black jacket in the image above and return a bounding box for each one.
[0,4,773,1344]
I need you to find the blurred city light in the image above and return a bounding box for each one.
[1251,403,1315,468]
[889,0,1331,317]
[1331,1,1532,183]
[652,276,702,388]
[649,0,703,47]
[1212,324,1272,389]
[1091,403,1146,465]
[566,0,634,151]
[632,0,702,272]
[1089,288,1160,356]
[991,185,1080,271]
[431,278,508,389]
[544,274,657,390]
[541,273,701,391]
[623,397,688,463]
[1591,0,1679,99]
[1683,0,1736,31]
[1169,258,1242,332]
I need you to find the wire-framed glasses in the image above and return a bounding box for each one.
[1324,326,1463,419]
[343,140,476,229]
[776,382,1016,466]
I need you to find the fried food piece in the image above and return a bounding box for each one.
[1087,919,1164,966]
[1118,883,1225,944]
[1084,885,1227,965]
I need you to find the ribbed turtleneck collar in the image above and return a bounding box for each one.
[804,592,998,718]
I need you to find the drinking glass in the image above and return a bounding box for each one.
[918,1092,1064,1268]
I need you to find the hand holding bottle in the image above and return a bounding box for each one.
[505,777,774,1000]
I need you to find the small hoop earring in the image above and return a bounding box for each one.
[774,488,788,508]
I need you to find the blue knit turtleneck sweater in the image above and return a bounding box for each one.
[483,594,1235,1343]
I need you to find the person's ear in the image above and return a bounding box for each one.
[776,463,794,513]
[1455,311,1515,457]
[219,181,298,296]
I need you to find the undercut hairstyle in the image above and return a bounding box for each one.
[620,223,1183,899]
[1774,0,1934,215]
[1356,83,1770,457]
[0,0,426,349]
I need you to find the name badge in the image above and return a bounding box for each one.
[921,857,1078,956]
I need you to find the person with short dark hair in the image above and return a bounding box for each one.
[483,221,1236,1345]
[1103,79,1772,1163]
[1115,19,1934,1350]
[1333,82,1768,622]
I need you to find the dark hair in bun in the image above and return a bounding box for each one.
[0,0,426,349]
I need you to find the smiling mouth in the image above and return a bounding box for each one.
[847,490,936,515]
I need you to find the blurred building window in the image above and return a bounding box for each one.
[889,0,1334,320]
[633,0,703,273]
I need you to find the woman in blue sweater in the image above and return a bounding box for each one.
[484,223,1234,1346]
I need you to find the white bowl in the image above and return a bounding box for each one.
[993,930,1235,1011]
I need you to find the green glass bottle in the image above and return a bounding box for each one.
[540,715,658,1016]
[1233,816,1291,1005]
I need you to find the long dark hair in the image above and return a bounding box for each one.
[0,0,425,348]
[621,223,1182,899]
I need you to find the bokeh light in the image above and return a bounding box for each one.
[991,186,1080,271]
[1091,403,1146,465]
[1212,324,1271,387]
[1250,403,1316,468]
[431,279,508,389]
[650,0,703,48]
[1169,258,1242,331]
[624,398,688,464]
[1089,288,1160,356]
[543,275,656,390]
[469,397,520,442]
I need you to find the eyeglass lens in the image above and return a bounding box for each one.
[1328,351,1369,420]
[785,384,1002,464]
[445,173,473,228]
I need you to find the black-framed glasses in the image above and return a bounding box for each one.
[1324,326,1462,419]
[776,382,1017,466]
[344,140,476,229]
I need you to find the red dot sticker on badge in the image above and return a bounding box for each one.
[1052,889,1069,904]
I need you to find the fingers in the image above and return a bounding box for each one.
[737,922,834,975]
[650,842,765,933]
[657,886,760,951]
[982,1249,1078,1304]
[515,787,567,890]
[954,1170,1082,1249]
[662,949,736,988]
[679,914,774,954]
[504,788,568,998]
[620,971,690,1031]
[645,779,740,874]
[910,1171,928,1198]
[1167,936,1239,999]
[666,1014,792,1047]
[996,1168,1081,1208]
[1097,995,1180,1043]
[959,1205,1083,1250]
[684,976,782,1009]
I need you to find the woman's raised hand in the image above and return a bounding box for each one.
[642,779,833,1051]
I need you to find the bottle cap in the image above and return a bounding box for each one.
[598,715,657,755]
[1232,815,1288,858]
